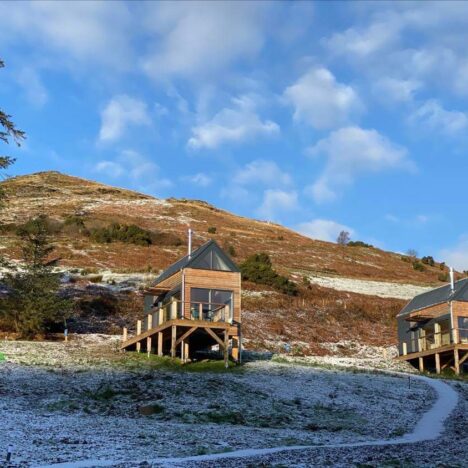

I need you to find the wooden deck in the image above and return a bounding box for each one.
[398,343,468,374]
[121,317,241,366]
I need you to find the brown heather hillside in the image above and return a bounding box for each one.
[0,171,453,350]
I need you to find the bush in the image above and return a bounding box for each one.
[240,253,298,296]
[207,226,217,234]
[421,256,435,266]
[439,262,446,271]
[401,256,411,263]
[227,245,236,257]
[63,215,89,235]
[438,273,449,282]
[412,261,425,272]
[90,223,153,246]
[347,241,373,248]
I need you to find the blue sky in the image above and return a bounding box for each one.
[1,1,467,269]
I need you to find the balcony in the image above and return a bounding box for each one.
[402,327,468,355]
[149,299,232,327]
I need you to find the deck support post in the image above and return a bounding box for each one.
[136,320,142,353]
[435,353,441,374]
[184,342,189,363]
[224,330,229,368]
[147,314,153,356]
[434,323,441,347]
[122,327,127,342]
[157,332,163,356]
[402,342,407,356]
[454,349,460,375]
[171,325,177,358]
[180,340,185,362]
[419,356,424,372]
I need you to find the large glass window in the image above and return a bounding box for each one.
[191,250,231,271]
[190,287,233,321]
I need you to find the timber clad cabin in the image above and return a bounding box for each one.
[397,277,468,375]
[121,239,241,365]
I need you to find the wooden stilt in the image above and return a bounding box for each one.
[147,337,152,357]
[435,353,440,374]
[180,340,185,362]
[157,331,163,356]
[171,325,176,358]
[136,320,142,353]
[184,341,189,362]
[231,336,239,362]
[454,349,460,375]
[419,356,424,372]
[146,314,153,356]
[224,330,229,368]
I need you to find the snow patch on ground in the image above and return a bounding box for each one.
[304,274,433,299]
[0,336,441,466]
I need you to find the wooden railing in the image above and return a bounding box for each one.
[401,327,468,355]
[147,299,231,329]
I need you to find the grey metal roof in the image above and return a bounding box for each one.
[152,239,239,286]
[397,277,468,318]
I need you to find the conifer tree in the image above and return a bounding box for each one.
[0,216,73,337]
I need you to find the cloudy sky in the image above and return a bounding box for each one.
[1,1,467,269]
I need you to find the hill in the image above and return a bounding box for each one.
[0,171,455,351]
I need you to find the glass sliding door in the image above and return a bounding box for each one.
[190,288,233,321]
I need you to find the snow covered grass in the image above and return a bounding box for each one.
[0,335,438,466]
[303,274,433,299]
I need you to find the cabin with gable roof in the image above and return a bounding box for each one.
[397,276,468,374]
[121,236,241,366]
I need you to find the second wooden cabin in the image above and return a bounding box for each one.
[121,234,241,365]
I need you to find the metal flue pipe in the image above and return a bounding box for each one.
[188,228,192,258]
[449,267,455,293]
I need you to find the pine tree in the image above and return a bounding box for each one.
[0,216,73,337]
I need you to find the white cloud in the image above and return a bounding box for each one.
[324,17,401,59]
[94,161,125,178]
[439,236,468,272]
[409,100,468,136]
[0,1,132,70]
[183,173,212,187]
[93,149,172,192]
[284,67,362,130]
[98,95,150,143]
[296,219,355,243]
[141,2,269,80]
[373,77,422,103]
[188,95,279,150]
[256,189,298,221]
[17,67,48,107]
[233,160,292,187]
[306,127,412,203]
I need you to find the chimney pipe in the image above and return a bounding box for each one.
[188,228,192,257]
[450,267,455,293]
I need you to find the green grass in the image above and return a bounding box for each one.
[0,352,5,363]
[114,352,239,373]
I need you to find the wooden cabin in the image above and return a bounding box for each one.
[121,239,241,366]
[397,277,468,374]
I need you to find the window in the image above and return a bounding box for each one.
[191,249,231,271]
[190,287,233,321]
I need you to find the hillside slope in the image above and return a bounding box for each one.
[0,171,447,284]
[0,171,451,350]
